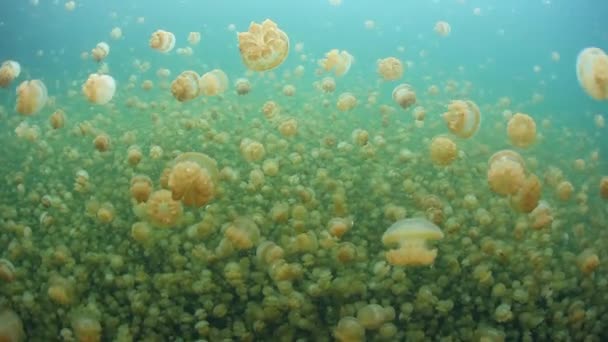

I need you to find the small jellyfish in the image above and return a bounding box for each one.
[382,218,444,266]
[65,1,76,11]
[110,27,122,40]
[377,57,404,80]
[93,133,110,152]
[198,69,228,96]
[149,29,176,53]
[430,135,457,166]
[507,113,536,148]
[130,175,153,203]
[49,110,66,129]
[240,138,266,162]
[82,73,116,104]
[318,49,353,77]
[0,259,15,282]
[223,217,260,250]
[600,176,608,199]
[91,42,110,62]
[278,117,298,137]
[187,31,201,45]
[392,84,416,110]
[321,77,336,93]
[434,21,451,37]
[71,309,102,342]
[0,60,21,88]
[334,317,364,342]
[282,84,296,96]
[577,249,600,275]
[443,100,481,138]
[337,92,357,112]
[234,78,251,95]
[146,189,183,228]
[168,152,218,207]
[170,70,200,102]
[487,150,526,196]
[576,47,608,100]
[15,79,48,115]
[237,19,289,71]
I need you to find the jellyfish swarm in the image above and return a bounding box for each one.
[0,60,21,88]
[168,152,219,207]
[237,19,289,71]
[443,100,481,138]
[82,73,116,105]
[170,71,200,102]
[381,218,444,266]
[199,69,229,96]
[149,30,176,53]
[377,57,404,81]
[318,49,353,77]
[576,47,608,100]
[392,84,417,110]
[487,150,526,196]
[15,79,48,115]
[507,113,536,148]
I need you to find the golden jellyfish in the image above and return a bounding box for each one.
[168,152,219,207]
[110,27,122,40]
[600,176,608,199]
[576,47,608,100]
[71,310,102,342]
[49,110,65,129]
[127,145,143,166]
[377,57,404,80]
[278,117,298,137]
[15,79,48,115]
[256,241,284,265]
[130,175,153,203]
[556,181,574,200]
[319,49,353,77]
[93,133,110,152]
[198,69,229,96]
[487,150,526,196]
[237,19,289,71]
[382,218,444,266]
[337,92,357,112]
[434,21,451,37]
[334,317,364,342]
[430,135,457,166]
[146,189,183,228]
[149,29,176,53]
[222,217,260,250]
[511,173,541,213]
[240,138,266,162]
[352,128,369,146]
[507,113,536,148]
[529,201,553,229]
[0,259,15,282]
[82,73,116,104]
[328,217,353,239]
[321,76,336,93]
[47,275,75,305]
[0,60,21,88]
[0,309,25,342]
[443,100,481,138]
[170,70,200,102]
[282,84,296,96]
[577,249,600,275]
[187,31,201,45]
[91,42,109,62]
[392,83,416,110]
[235,78,251,95]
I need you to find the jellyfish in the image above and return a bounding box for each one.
[511,173,541,213]
[529,201,553,229]
[240,138,266,162]
[357,304,393,330]
[130,175,153,203]
[198,69,228,96]
[47,275,75,305]
[381,218,444,266]
[337,92,357,112]
[434,21,451,37]
[15,79,48,115]
[576,47,608,100]
[577,249,600,275]
[600,176,608,199]
[110,27,122,40]
[321,77,336,93]
[377,57,404,80]
[0,259,15,282]
[328,217,353,238]
[93,133,110,152]
[168,152,219,207]
[149,29,176,53]
[282,84,296,96]
[71,309,102,342]
[171,71,200,102]
[237,19,289,71]
[430,135,457,166]
[256,241,284,265]
[146,189,183,228]
[487,150,526,195]
[507,113,536,148]
[334,317,364,342]
[65,1,76,11]
[0,309,25,342]
[392,84,416,110]
[82,73,116,105]
[235,78,251,95]
[442,100,481,138]
[318,49,353,76]
[278,117,298,137]
[49,110,65,129]
[187,31,201,45]
[91,42,110,62]
[0,60,21,88]
[222,217,260,250]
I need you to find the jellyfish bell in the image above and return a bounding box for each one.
[576,47,608,100]
[430,135,457,166]
[91,42,110,62]
[318,49,353,77]
[377,57,404,81]
[487,150,526,196]
[443,100,481,138]
[149,29,176,53]
[170,70,200,102]
[381,218,444,266]
[237,19,289,71]
[337,92,357,112]
[198,69,229,96]
[222,217,260,250]
[82,73,116,105]
[392,83,416,110]
[187,31,201,45]
[0,60,21,88]
[507,113,536,148]
[600,176,608,199]
[168,152,219,207]
[15,79,48,115]
[0,309,25,342]
[434,21,451,37]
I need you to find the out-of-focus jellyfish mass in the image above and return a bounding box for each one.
[0,1,607,341]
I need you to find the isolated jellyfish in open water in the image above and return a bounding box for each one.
[149,29,176,53]
[576,47,608,100]
[0,60,21,88]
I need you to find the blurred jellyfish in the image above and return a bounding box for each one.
[434,21,451,37]
[430,135,457,166]
[0,309,25,342]
[65,1,76,11]
[382,218,444,266]
[237,19,289,71]
[392,84,416,110]
[91,42,110,62]
[149,30,176,53]
[337,92,357,112]
[443,100,481,138]
[0,60,21,88]
[49,110,65,129]
[600,177,608,199]
[235,78,251,95]
[576,47,608,100]
[170,70,200,102]
[82,73,116,105]
[15,79,48,115]
[187,32,201,45]
[321,77,336,93]
[507,113,536,148]
[199,69,228,96]
[377,57,404,80]
[110,27,122,40]
[319,49,353,77]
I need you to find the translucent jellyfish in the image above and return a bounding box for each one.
[93,133,110,152]
[434,21,451,37]
[0,60,21,88]
[198,69,228,96]
[511,174,541,213]
[187,31,201,45]
[487,150,526,195]
[110,27,122,40]
[282,84,296,96]
[149,29,176,53]
[170,70,200,102]
[146,189,183,228]
[334,317,364,342]
[328,0,342,6]
[430,135,457,166]
[381,218,444,266]
[278,117,298,137]
[235,78,251,95]
[392,84,416,110]
[318,49,353,76]
[576,47,608,100]
[168,152,219,207]
[364,19,375,30]
[91,42,110,62]
[82,73,116,104]
[240,138,266,162]
[377,57,404,81]
[507,113,536,148]
[65,1,76,11]
[49,110,65,129]
[442,100,481,138]
[130,175,153,203]
[352,128,369,146]
[321,77,336,93]
[15,79,48,115]
[0,309,25,342]
[223,217,260,250]
[237,19,289,71]
[337,92,357,112]
[600,176,608,199]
